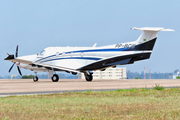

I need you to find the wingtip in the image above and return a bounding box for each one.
[161,29,175,31]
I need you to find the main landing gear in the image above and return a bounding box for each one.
[51,74,59,82]
[84,72,93,82]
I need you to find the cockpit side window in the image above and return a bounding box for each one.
[38,50,45,56]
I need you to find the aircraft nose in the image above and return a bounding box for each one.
[4,54,15,60]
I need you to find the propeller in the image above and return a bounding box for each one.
[8,45,22,76]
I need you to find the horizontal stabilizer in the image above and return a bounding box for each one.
[131,27,175,32]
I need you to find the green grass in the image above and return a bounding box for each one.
[153,84,165,90]
[1,88,180,120]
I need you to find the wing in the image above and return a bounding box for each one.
[30,62,80,73]
[77,51,147,71]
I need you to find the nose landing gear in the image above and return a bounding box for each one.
[33,76,38,82]
[33,72,38,82]
[32,71,60,82]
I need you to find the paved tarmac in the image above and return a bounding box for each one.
[0,79,180,96]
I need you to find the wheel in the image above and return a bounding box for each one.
[51,74,59,82]
[33,76,38,82]
[85,73,93,82]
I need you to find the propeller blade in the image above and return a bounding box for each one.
[17,66,22,76]
[16,45,18,58]
[9,63,15,73]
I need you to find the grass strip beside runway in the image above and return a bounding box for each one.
[0,88,180,120]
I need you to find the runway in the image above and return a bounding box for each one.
[0,79,180,96]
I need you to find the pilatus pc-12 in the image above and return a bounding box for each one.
[5,27,174,82]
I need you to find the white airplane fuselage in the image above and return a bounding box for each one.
[5,27,174,82]
[17,41,137,72]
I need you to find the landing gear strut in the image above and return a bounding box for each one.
[51,74,59,82]
[84,72,93,82]
[33,72,38,82]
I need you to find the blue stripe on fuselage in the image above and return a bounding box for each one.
[40,57,101,63]
[35,48,129,63]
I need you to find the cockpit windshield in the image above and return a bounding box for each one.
[38,50,45,56]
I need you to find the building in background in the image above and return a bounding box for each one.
[78,67,127,79]
[173,71,180,79]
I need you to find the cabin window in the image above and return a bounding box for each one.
[62,52,65,56]
[56,52,59,57]
[81,52,84,57]
[71,52,73,57]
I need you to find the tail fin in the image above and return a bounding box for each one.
[132,27,174,51]
[130,27,174,62]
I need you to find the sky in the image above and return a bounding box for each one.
[0,0,180,76]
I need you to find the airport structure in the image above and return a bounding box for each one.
[78,67,127,79]
[173,71,180,79]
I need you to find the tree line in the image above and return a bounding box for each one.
[127,70,174,79]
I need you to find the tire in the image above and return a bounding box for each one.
[33,76,38,82]
[51,74,59,82]
[85,74,93,82]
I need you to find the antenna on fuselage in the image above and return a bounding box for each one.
[93,43,97,47]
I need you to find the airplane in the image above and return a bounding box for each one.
[5,27,174,82]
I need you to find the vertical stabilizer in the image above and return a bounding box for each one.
[132,27,174,45]
[132,27,174,51]
[130,27,174,61]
